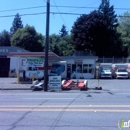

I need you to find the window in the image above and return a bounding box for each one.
[83,64,94,73]
[51,64,65,75]
[88,64,93,73]
[83,64,88,73]
[117,69,127,72]
[72,64,76,73]
[76,65,82,73]
[72,64,82,73]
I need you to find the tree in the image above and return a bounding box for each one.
[58,35,74,56]
[98,0,118,29]
[59,24,68,37]
[117,12,130,56]
[49,34,61,54]
[10,13,23,34]
[49,34,74,56]
[71,0,123,57]
[11,25,44,52]
[0,30,11,46]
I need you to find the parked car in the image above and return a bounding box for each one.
[114,69,129,79]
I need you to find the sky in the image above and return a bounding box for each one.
[0,0,130,35]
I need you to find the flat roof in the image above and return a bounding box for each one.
[8,52,63,62]
[61,56,98,60]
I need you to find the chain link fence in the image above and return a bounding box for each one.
[96,57,130,64]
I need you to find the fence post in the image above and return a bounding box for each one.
[17,73,20,84]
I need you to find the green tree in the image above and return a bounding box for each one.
[98,0,118,29]
[71,0,123,57]
[11,25,44,52]
[10,13,23,34]
[117,12,130,56]
[58,35,74,56]
[49,34,61,53]
[0,30,11,46]
[49,34,74,56]
[59,24,68,37]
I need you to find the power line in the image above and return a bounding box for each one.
[0,12,129,18]
[43,0,47,3]
[0,5,130,13]
[0,12,46,18]
[0,6,46,13]
[53,6,130,11]
[67,0,101,13]
[52,0,69,31]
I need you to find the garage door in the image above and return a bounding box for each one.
[0,58,10,77]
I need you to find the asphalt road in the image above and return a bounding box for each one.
[0,78,130,130]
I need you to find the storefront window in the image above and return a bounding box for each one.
[83,64,94,73]
[89,64,94,74]
[76,65,82,73]
[88,64,92,73]
[72,64,82,73]
[83,64,88,73]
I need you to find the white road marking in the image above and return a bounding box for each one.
[0,104,129,112]
[0,104,130,107]
[0,108,129,112]
[23,98,76,100]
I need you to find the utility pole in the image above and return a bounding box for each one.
[44,0,50,91]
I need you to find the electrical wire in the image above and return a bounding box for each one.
[0,5,130,13]
[67,0,101,13]
[0,12,45,18]
[0,6,46,13]
[0,12,129,18]
[52,0,69,31]
[43,0,47,3]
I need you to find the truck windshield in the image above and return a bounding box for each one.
[101,68,111,72]
[117,69,127,72]
[50,64,65,75]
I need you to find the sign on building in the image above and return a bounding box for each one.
[21,58,44,67]
[49,76,61,91]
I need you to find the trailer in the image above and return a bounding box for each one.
[62,79,88,90]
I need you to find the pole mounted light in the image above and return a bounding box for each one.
[44,0,50,91]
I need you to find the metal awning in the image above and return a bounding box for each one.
[8,52,63,62]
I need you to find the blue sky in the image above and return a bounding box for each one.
[0,0,130,35]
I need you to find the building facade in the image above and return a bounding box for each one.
[61,56,98,79]
[0,46,28,77]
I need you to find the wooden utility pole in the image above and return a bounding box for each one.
[44,0,50,91]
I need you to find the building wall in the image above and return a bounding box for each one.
[10,57,19,72]
[62,58,97,79]
[0,46,29,77]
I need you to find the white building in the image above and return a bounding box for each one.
[60,56,98,79]
[2,47,98,79]
[0,46,28,77]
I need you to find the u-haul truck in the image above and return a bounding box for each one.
[99,63,112,79]
[112,63,130,78]
[20,58,51,80]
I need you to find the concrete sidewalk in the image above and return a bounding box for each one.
[0,78,31,90]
